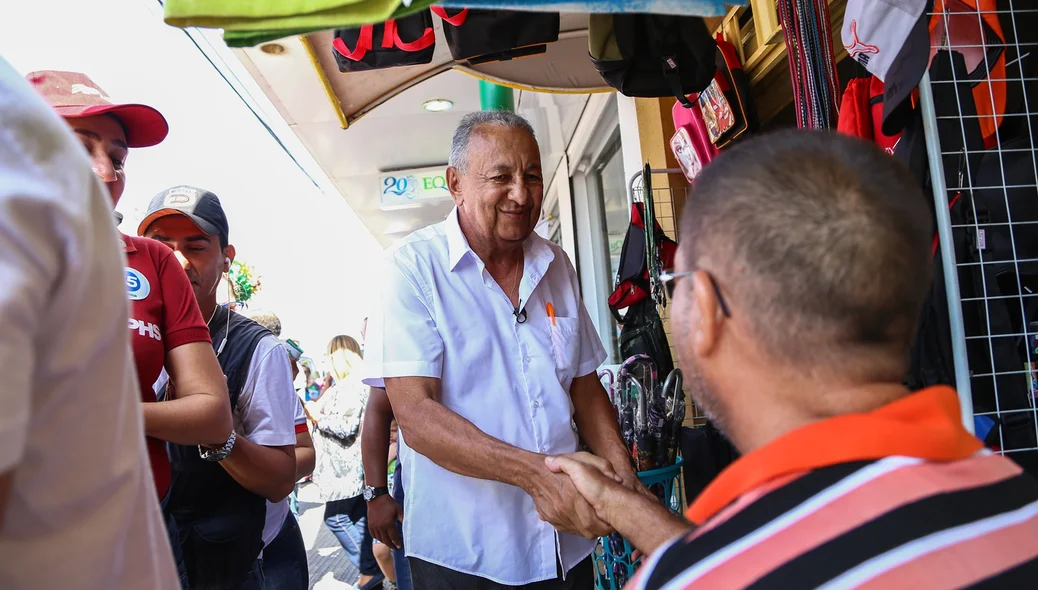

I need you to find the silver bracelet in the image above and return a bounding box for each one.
[199,430,237,462]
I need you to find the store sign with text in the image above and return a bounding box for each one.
[378,166,451,210]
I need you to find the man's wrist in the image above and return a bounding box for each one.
[514,450,550,493]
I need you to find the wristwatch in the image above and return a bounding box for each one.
[199,430,237,462]
[363,485,389,501]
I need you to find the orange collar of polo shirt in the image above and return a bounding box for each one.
[686,386,983,524]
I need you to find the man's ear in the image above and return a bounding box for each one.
[692,270,723,358]
[223,245,237,272]
[446,167,463,206]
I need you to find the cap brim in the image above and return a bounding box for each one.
[881,14,930,136]
[56,103,169,148]
[137,209,221,238]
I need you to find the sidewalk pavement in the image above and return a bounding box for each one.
[297,482,361,590]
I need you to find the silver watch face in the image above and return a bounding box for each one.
[363,487,373,501]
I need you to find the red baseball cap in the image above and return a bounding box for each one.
[25,70,169,148]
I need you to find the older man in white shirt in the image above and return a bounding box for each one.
[364,111,642,589]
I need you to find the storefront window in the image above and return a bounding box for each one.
[545,201,563,247]
[591,134,626,361]
[597,139,628,287]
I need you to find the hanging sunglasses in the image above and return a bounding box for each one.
[658,270,732,318]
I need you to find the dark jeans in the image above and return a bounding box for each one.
[162,493,264,590]
[392,462,413,590]
[239,561,265,590]
[407,557,594,590]
[325,495,380,576]
[261,513,309,590]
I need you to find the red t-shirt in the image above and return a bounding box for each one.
[122,234,211,498]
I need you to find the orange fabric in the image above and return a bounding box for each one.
[929,0,1006,146]
[685,387,982,524]
[688,454,1020,588]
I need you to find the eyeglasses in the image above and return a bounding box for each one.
[658,271,732,318]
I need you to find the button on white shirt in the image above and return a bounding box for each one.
[364,208,606,585]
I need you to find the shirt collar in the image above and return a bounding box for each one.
[121,233,137,253]
[446,207,471,272]
[686,386,982,525]
[445,207,556,272]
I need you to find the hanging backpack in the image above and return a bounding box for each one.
[431,7,560,65]
[608,200,677,313]
[611,165,675,378]
[695,33,760,149]
[332,10,436,73]
[589,14,717,107]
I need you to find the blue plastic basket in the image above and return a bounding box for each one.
[591,457,684,590]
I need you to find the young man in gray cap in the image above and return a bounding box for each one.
[140,186,300,590]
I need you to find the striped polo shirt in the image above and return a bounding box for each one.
[632,387,1038,589]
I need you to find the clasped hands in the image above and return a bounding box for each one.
[529,452,653,540]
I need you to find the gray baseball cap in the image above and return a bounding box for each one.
[138,185,230,244]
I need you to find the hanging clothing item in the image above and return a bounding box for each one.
[164,0,401,32]
[433,7,560,64]
[437,1,730,16]
[222,0,436,47]
[841,0,929,136]
[836,76,903,154]
[332,9,436,72]
[778,0,841,129]
[589,14,717,105]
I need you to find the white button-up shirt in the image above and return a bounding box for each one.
[364,209,607,585]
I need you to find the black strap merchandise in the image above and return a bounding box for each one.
[333,10,435,72]
[432,7,560,65]
[164,307,273,590]
[614,167,675,377]
[589,13,717,106]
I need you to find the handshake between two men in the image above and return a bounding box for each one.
[534,452,693,558]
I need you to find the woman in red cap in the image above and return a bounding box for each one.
[27,70,233,504]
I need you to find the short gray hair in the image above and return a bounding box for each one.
[448,110,536,172]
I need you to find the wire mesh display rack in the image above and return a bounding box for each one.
[920,1,1038,473]
[625,168,708,425]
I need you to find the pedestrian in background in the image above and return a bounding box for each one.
[310,336,382,589]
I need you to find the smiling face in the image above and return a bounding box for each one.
[144,215,233,306]
[447,124,543,250]
[67,114,128,206]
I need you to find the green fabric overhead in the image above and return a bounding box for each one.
[165,0,402,33]
[219,0,438,47]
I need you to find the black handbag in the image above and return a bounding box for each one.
[432,7,560,65]
[332,10,436,72]
[589,13,716,107]
[619,298,674,378]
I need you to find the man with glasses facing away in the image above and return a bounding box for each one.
[547,130,1038,589]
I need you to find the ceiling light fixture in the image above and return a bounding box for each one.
[259,43,286,55]
[422,98,454,113]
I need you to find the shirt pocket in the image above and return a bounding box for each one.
[549,317,582,375]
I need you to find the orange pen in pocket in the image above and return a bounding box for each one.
[546,302,556,327]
